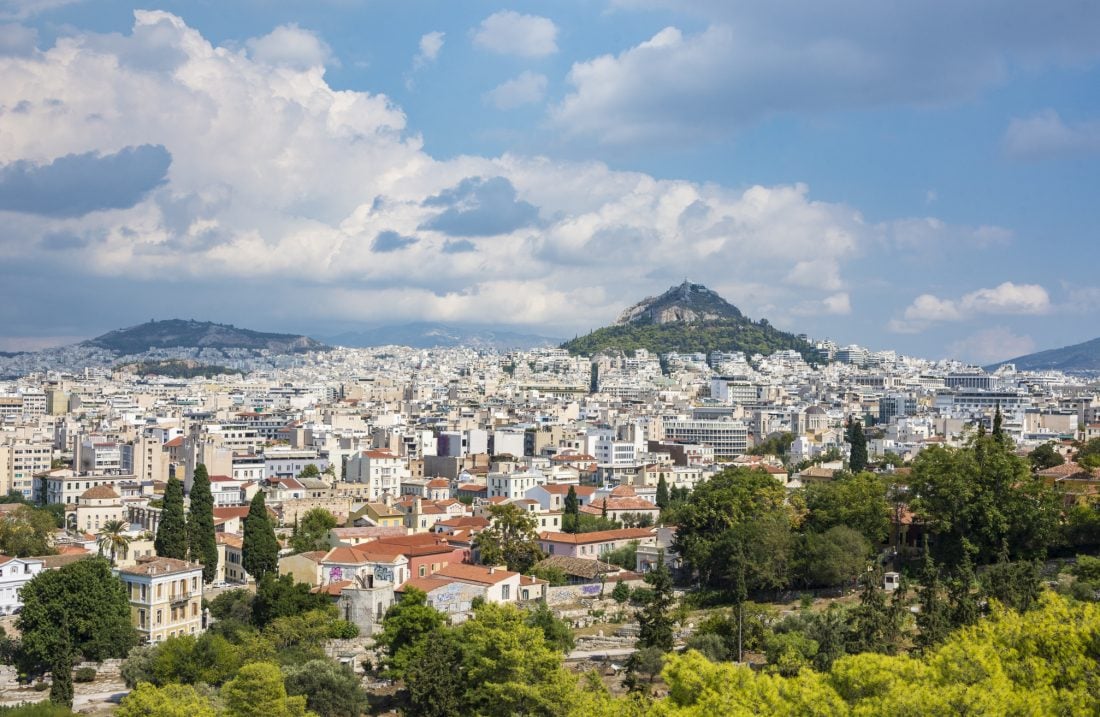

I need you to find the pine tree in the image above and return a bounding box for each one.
[563,486,579,534]
[635,553,675,652]
[947,550,979,629]
[186,464,219,583]
[915,549,950,651]
[656,475,670,512]
[154,476,188,560]
[849,418,868,474]
[243,492,279,580]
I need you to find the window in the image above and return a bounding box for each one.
[156,584,162,599]
[501,585,510,600]
[419,566,426,577]
[138,609,146,628]
[156,609,162,625]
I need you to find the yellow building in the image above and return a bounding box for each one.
[361,501,405,527]
[117,557,204,643]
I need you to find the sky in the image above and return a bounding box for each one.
[0,0,1098,363]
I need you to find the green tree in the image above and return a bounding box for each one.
[915,549,950,651]
[17,557,136,676]
[473,503,544,573]
[283,659,368,717]
[96,518,131,566]
[186,464,218,583]
[242,492,278,580]
[376,587,446,679]
[798,526,871,587]
[456,602,576,717]
[563,486,579,533]
[655,475,670,512]
[296,464,320,479]
[1028,442,1063,471]
[623,646,665,692]
[154,476,188,560]
[150,633,241,686]
[802,471,890,545]
[525,601,575,653]
[402,628,468,717]
[980,553,1042,613]
[120,645,158,689]
[251,573,330,628]
[947,550,979,629]
[611,581,631,604]
[847,418,868,474]
[635,554,675,652]
[992,404,1004,443]
[848,565,900,655]
[48,626,73,708]
[289,508,337,554]
[0,506,58,557]
[1077,438,1100,469]
[220,662,311,717]
[117,682,218,717]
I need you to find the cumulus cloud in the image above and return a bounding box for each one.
[1004,110,1100,159]
[0,144,170,217]
[0,23,35,55]
[473,11,557,57]
[246,23,334,70]
[414,31,444,67]
[948,327,1036,365]
[484,71,547,110]
[554,2,1100,144]
[891,282,1050,332]
[0,11,1001,338]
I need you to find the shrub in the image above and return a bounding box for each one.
[73,667,96,683]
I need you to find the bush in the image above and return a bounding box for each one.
[73,667,96,683]
[32,681,48,691]
[327,620,360,639]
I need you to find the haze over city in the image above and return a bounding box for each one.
[1,1,1098,361]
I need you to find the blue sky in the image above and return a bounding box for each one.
[0,0,1097,362]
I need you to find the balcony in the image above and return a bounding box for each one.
[169,591,195,607]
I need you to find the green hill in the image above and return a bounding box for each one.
[988,336,1100,373]
[84,319,326,355]
[561,282,816,359]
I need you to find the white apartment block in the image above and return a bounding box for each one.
[662,418,749,458]
[345,449,409,500]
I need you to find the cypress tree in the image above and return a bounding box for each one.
[48,638,73,708]
[243,492,279,580]
[915,547,950,651]
[563,486,579,533]
[186,464,219,583]
[656,475,670,512]
[849,419,868,473]
[992,404,1004,444]
[154,476,188,560]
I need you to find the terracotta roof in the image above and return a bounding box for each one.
[539,527,656,544]
[538,484,596,496]
[435,563,516,585]
[609,485,637,497]
[579,497,659,514]
[397,575,461,594]
[313,579,352,596]
[164,437,184,448]
[533,555,620,579]
[362,450,399,459]
[80,485,119,500]
[118,556,202,576]
[218,534,244,549]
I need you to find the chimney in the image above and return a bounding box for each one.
[488,566,495,575]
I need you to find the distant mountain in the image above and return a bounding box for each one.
[324,322,561,350]
[84,319,326,355]
[989,336,1100,373]
[561,281,816,360]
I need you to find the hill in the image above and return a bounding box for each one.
[989,336,1100,373]
[324,322,561,350]
[84,319,326,355]
[561,282,815,359]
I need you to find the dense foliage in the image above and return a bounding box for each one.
[289,508,338,554]
[154,476,188,560]
[187,464,219,583]
[0,506,59,557]
[473,503,544,573]
[242,492,279,580]
[561,318,817,361]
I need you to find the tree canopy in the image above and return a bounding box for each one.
[242,492,278,580]
[187,464,219,583]
[289,508,338,554]
[473,503,544,573]
[155,476,187,560]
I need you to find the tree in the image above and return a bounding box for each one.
[0,506,58,557]
[655,475,670,512]
[289,508,337,554]
[635,553,675,653]
[623,646,665,692]
[376,587,446,679]
[117,682,218,717]
[980,553,1042,613]
[242,492,278,581]
[473,503,544,573]
[17,557,136,676]
[402,629,467,717]
[915,549,950,651]
[96,519,131,566]
[847,418,868,474]
[1028,442,1064,471]
[220,662,311,717]
[798,526,871,587]
[186,464,218,583]
[296,464,320,479]
[992,404,1004,443]
[154,477,187,560]
[524,601,574,653]
[563,486,579,534]
[150,633,241,686]
[283,659,368,717]
[251,573,330,628]
[611,581,631,604]
[603,540,638,570]
[1077,438,1100,469]
[848,566,900,655]
[802,472,891,545]
[48,624,73,709]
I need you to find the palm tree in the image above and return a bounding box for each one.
[97,519,131,566]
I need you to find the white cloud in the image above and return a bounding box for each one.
[553,2,1100,144]
[415,31,444,66]
[1004,110,1100,159]
[473,11,558,57]
[892,282,1050,332]
[0,11,1003,336]
[948,327,1036,365]
[484,71,547,110]
[0,0,81,21]
[246,23,334,70]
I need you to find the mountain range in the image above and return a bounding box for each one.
[84,319,326,355]
[323,322,561,350]
[989,336,1100,373]
[561,281,817,360]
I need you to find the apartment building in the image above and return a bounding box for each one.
[118,557,205,644]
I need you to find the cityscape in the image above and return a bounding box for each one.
[1,1,1099,716]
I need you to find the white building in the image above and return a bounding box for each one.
[344,450,409,500]
[0,556,44,615]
